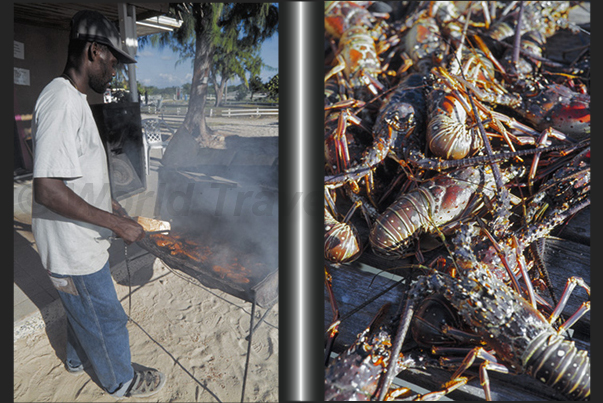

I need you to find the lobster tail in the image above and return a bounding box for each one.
[324,218,362,263]
[427,113,476,160]
[369,191,430,259]
[425,88,483,160]
[369,167,489,259]
[523,332,590,400]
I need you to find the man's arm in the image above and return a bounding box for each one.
[34,177,145,244]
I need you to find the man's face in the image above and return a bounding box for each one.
[89,43,118,94]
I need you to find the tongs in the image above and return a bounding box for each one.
[95,229,171,242]
[145,229,171,236]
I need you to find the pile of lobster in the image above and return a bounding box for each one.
[323,1,590,400]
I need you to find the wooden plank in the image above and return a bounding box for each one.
[324,264,580,401]
[324,262,409,348]
[542,237,590,338]
[393,364,568,401]
[554,206,590,245]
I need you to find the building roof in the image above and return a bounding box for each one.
[14,3,181,37]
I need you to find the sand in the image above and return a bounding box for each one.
[14,116,279,402]
[14,250,279,402]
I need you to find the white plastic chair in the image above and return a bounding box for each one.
[141,118,172,175]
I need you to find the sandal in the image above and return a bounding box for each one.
[123,368,166,398]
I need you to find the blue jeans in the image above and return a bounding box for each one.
[49,261,134,395]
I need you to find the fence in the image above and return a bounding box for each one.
[142,106,279,118]
[219,108,279,117]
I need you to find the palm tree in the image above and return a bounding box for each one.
[148,3,278,166]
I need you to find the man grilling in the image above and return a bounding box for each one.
[31,10,165,398]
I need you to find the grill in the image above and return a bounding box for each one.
[138,135,279,308]
[137,225,278,308]
[134,137,279,401]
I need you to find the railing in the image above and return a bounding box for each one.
[142,106,279,118]
[220,108,279,117]
[141,104,162,114]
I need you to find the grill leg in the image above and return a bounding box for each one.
[245,304,274,342]
[241,298,256,403]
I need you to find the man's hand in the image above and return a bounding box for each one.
[112,216,146,244]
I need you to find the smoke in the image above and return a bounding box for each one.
[153,135,280,276]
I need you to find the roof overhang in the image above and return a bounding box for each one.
[14,3,180,37]
[136,15,183,36]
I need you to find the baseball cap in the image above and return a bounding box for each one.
[70,10,137,64]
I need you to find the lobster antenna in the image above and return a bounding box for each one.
[511,1,524,70]
[448,23,512,235]
[434,8,508,201]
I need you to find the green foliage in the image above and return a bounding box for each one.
[249,76,265,97]
[265,74,279,101]
[139,3,278,146]
[139,3,278,90]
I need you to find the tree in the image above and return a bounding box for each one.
[265,74,279,101]
[248,76,265,100]
[146,3,278,165]
[210,39,274,107]
[236,85,249,101]
[181,83,192,98]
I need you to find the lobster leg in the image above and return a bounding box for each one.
[527,128,551,194]
[558,302,590,335]
[376,273,449,400]
[510,234,537,309]
[335,109,358,172]
[324,187,337,217]
[475,218,539,309]
[489,110,572,143]
[325,97,366,116]
[324,54,346,84]
[324,266,341,367]
[376,292,419,400]
[396,52,414,76]
[345,189,379,226]
[449,347,509,401]
[480,361,512,401]
[548,276,590,330]
[411,377,468,401]
[528,238,559,307]
[357,70,385,96]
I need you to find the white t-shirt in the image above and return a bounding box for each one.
[32,77,113,275]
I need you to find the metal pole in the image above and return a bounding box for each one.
[118,3,138,102]
[240,299,256,403]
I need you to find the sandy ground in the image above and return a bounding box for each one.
[14,253,278,403]
[169,114,279,139]
[14,116,279,402]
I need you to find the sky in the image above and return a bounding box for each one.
[134,33,278,89]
